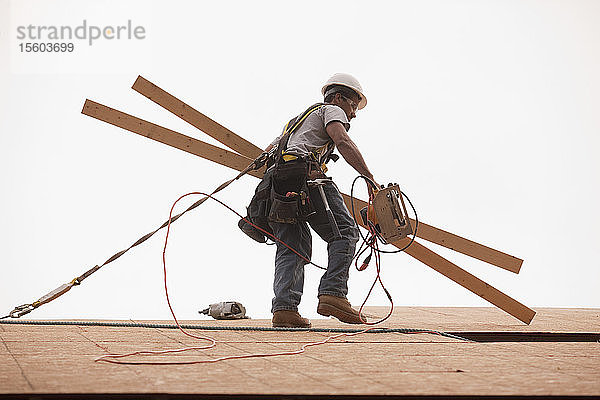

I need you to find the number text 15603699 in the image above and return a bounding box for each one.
[19,42,75,52]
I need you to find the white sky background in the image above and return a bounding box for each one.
[0,0,599,323]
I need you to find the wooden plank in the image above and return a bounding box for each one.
[404,241,535,324]
[130,76,523,273]
[341,195,535,324]
[81,100,263,179]
[81,98,533,323]
[411,221,522,273]
[132,75,263,158]
[341,195,522,273]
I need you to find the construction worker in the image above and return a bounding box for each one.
[261,73,379,328]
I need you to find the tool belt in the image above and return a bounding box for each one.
[239,156,325,243]
[239,103,329,242]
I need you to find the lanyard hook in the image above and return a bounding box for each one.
[8,304,35,318]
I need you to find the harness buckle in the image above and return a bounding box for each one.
[252,151,271,170]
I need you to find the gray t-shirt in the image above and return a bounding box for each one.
[269,104,350,164]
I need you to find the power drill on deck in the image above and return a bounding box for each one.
[199,301,248,320]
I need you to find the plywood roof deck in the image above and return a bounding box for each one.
[1,307,598,398]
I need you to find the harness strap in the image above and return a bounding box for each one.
[275,103,326,164]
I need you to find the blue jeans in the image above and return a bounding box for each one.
[269,181,359,313]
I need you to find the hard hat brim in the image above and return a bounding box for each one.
[321,82,367,110]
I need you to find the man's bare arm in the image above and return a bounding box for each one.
[326,121,376,184]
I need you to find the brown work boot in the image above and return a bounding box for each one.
[317,295,367,324]
[272,310,311,328]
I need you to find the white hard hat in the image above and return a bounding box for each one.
[321,73,367,110]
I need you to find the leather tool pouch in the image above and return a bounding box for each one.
[241,168,274,241]
[268,158,314,224]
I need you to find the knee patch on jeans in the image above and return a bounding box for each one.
[342,225,360,244]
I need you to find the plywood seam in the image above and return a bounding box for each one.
[235,331,394,390]
[221,339,359,391]
[151,327,268,384]
[0,335,34,390]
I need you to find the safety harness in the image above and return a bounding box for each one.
[239,103,338,242]
[274,103,340,172]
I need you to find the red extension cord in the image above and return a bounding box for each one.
[95,189,392,365]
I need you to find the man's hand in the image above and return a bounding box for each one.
[367,178,380,200]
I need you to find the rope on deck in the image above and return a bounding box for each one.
[0,319,471,341]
